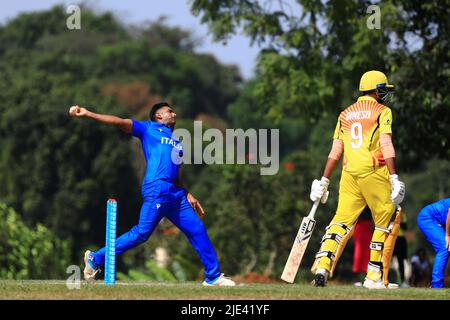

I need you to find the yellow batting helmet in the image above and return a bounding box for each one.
[359,70,394,92]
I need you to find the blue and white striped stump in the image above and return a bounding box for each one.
[105,199,117,285]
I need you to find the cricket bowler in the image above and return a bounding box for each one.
[69,102,235,286]
[309,70,405,289]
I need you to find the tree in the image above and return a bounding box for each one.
[0,203,70,279]
[0,6,242,268]
[181,150,339,279]
[191,0,450,169]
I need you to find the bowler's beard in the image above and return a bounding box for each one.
[162,118,176,128]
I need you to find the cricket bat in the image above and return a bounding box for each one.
[281,200,320,283]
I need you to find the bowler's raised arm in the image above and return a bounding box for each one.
[69,105,132,134]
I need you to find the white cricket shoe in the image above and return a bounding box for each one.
[363,278,386,289]
[363,278,399,289]
[83,250,101,282]
[202,273,236,287]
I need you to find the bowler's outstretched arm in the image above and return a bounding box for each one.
[69,105,132,134]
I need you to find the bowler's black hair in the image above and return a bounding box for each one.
[149,102,170,121]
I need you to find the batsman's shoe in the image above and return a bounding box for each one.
[202,273,236,287]
[363,278,390,289]
[312,268,328,287]
[83,250,101,282]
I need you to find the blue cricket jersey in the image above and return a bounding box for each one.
[427,198,450,226]
[131,120,183,189]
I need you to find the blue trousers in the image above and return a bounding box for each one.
[417,208,449,288]
[93,181,221,282]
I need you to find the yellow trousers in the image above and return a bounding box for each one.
[314,166,395,280]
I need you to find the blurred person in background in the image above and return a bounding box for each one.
[352,207,373,286]
[410,248,431,287]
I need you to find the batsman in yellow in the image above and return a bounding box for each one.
[309,70,405,289]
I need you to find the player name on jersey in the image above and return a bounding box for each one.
[345,110,372,121]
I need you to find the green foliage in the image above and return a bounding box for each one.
[118,260,177,282]
[184,151,338,279]
[144,260,177,282]
[171,260,188,282]
[0,5,241,269]
[1,2,448,284]
[0,203,70,279]
[118,257,195,282]
[188,0,450,281]
[191,0,450,169]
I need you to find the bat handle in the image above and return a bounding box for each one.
[307,200,320,219]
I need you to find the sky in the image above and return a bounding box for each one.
[0,0,261,79]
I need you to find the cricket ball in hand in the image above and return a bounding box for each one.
[69,106,78,115]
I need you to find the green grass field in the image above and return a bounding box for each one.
[0,280,448,300]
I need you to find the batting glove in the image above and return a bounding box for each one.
[390,174,405,206]
[310,176,330,204]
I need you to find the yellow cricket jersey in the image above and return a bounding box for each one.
[334,96,393,177]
